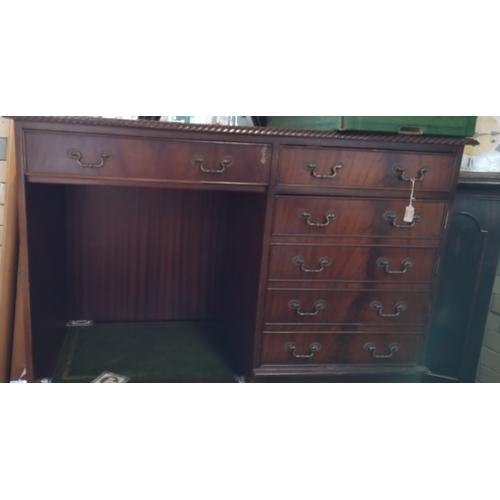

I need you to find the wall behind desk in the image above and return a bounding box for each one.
[0,116,8,270]
[477,256,500,382]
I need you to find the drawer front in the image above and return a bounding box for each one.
[273,197,446,238]
[265,290,429,325]
[278,146,455,191]
[268,245,438,283]
[25,131,271,185]
[261,334,422,365]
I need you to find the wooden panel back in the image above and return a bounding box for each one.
[67,186,229,321]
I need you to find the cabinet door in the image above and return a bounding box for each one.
[426,188,500,382]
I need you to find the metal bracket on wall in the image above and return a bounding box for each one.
[66,320,94,327]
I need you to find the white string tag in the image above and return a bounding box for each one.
[404,179,416,223]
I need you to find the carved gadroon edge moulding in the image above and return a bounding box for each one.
[4,116,478,146]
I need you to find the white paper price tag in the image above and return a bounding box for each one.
[404,205,415,222]
[403,178,416,223]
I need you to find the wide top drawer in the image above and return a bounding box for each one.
[278,146,456,192]
[24,132,271,186]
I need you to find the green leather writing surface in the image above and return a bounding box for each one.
[342,116,477,137]
[52,322,238,383]
[267,116,477,137]
[267,116,343,131]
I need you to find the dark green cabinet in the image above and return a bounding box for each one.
[426,184,500,382]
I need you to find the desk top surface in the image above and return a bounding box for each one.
[5,116,476,146]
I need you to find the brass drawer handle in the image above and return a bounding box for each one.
[376,257,414,274]
[393,165,431,182]
[293,256,332,273]
[191,154,234,174]
[384,211,422,228]
[305,161,343,179]
[370,301,408,317]
[285,342,322,358]
[67,149,113,168]
[364,342,401,359]
[288,300,326,316]
[299,209,338,227]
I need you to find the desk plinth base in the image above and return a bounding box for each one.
[252,364,430,383]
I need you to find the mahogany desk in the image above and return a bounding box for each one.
[10,117,471,382]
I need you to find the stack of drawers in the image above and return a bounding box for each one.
[261,145,456,372]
